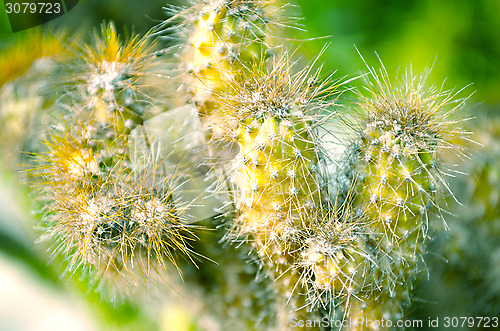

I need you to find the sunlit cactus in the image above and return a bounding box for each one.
[166,0,294,143]
[213,52,341,328]
[298,203,374,313]
[30,121,197,293]
[65,22,160,135]
[26,23,200,295]
[0,1,480,330]
[226,55,334,242]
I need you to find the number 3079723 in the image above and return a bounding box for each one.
[5,2,62,14]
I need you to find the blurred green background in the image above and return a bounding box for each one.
[1,0,499,330]
[296,0,500,106]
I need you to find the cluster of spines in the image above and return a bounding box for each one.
[30,23,197,293]
[216,53,341,327]
[167,0,293,142]
[348,67,466,328]
[301,66,467,329]
[298,204,374,314]
[66,23,159,135]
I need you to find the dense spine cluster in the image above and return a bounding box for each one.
[168,0,291,142]
[30,23,196,291]
[298,205,374,316]
[37,130,192,284]
[328,67,464,328]
[68,23,158,134]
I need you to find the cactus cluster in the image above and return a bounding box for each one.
[165,0,296,150]
[330,67,466,328]
[28,24,198,293]
[0,0,477,330]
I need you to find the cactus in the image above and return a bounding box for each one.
[27,23,199,295]
[225,54,332,245]
[34,123,195,287]
[65,23,160,134]
[218,52,339,327]
[167,0,294,146]
[0,1,480,330]
[335,66,466,329]
[281,64,468,330]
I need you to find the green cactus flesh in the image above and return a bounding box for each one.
[233,115,319,239]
